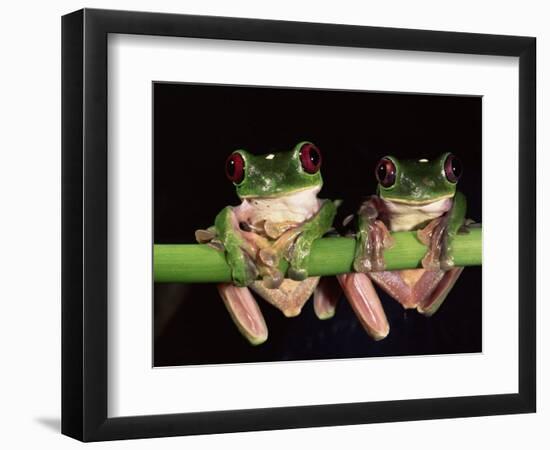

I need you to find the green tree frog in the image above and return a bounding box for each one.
[338,153,467,340]
[196,142,338,345]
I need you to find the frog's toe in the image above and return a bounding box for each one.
[353,256,371,273]
[440,256,455,271]
[230,254,258,286]
[206,239,224,252]
[457,224,471,235]
[420,255,441,271]
[288,266,308,281]
[460,218,477,232]
[195,228,216,243]
[258,248,279,267]
[262,270,284,289]
[371,257,386,272]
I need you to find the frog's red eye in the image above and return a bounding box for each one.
[375,157,397,188]
[444,154,462,183]
[225,152,245,184]
[299,143,322,174]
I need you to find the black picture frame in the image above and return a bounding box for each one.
[61,8,536,442]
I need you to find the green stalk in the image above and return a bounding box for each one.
[154,227,481,283]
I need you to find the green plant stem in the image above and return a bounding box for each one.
[154,227,481,283]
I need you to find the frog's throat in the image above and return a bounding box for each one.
[380,193,454,206]
[380,195,453,232]
[238,185,321,200]
[235,185,322,226]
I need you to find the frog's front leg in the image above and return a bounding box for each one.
[196,207,269,345]
[213,206,261,286]
[417,191,467,271]
[285,199,338,281]
[353,196,394,273]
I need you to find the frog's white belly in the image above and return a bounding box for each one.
[236,186,321,225]
[383,197,452,232]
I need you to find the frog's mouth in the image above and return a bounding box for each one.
[381,196,453,216]
[380,193,454,206]
[239,185,321,200]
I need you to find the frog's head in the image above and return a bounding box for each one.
[375,153,462,204]
[225,141,323,199]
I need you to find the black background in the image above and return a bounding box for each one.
[153,82,481,367]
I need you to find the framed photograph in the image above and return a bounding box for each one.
[62,8,536,441]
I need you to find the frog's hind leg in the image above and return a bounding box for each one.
[337,273,390,340]
[369,269,445,309]
[217,283,268,345]
[369,268,462,316]
[417,267,463,316]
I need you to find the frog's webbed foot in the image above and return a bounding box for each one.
[252,226,301,287]
[417,216,455,271]
[204,207,267,287]
[368,267,463,317]
[457,218,478,235]
[354,220,394,272]
[195,227,224,251]
[255,259,284,289]
[417,267,463,316]
[353,198,394,273]
[217,283,268,345]
[417,191,468,272]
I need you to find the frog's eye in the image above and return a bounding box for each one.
[225,152,245,184]
[299,143,322,174]
[444,154,462,183]
[375,157,397,188]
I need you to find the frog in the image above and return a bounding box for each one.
[337,153,468,340]
[195,142,339,345]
